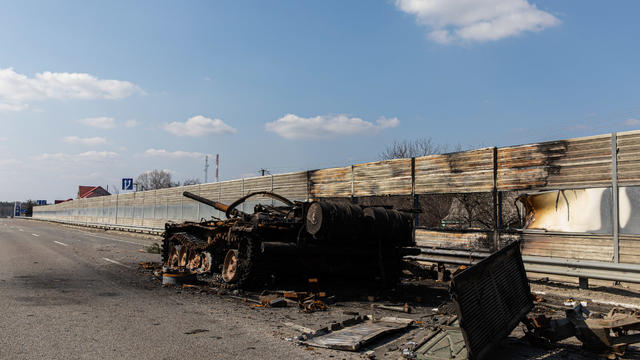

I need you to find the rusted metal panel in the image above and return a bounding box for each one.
[164,187,183,205]
[415,229,494,250]
[353,158,412,196]
[132,191,145,226]
[617,130,640,186]
[451,241,532,360]
[520,233,613,261]
[303,316,414,351]
[198,182,220,202]
[497,134,612,191]
[309,166,352,198]
[272,171,308,201]
[219,179,243,203]
[414,148,494,194]
[242,176,271,195]
[619,234,640,264]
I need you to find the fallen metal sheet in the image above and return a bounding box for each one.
[415,323,467,360]
[303,316,413,351]
[451,241,533,360]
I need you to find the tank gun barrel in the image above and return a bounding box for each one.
[182,191,246,218]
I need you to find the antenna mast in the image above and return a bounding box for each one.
[204,155,209,183]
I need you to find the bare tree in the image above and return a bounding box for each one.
[136,170,179,190]
[182,178,201,186]
[380,138,461,160]
[111,185,120,195]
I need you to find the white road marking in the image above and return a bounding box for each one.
[102,257,131,268]
[53,241,69,247]
[31,233,39,237]
[19,228,24,231]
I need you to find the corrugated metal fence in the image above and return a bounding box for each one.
[34,130,640,277]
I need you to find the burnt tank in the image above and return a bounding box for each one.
[162,191,415,288]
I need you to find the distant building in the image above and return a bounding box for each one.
[77,186,111,199]
[54,199,73,204]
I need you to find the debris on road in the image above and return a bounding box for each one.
[302,315,414,351]
[412,320,467,360]
[138,261,158,270]
[371,303,412,314]
[161,271,195,286]
[132,225,640,359]
[524,303,640,356]
[299,298,327,313]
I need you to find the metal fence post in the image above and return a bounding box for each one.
[153,190,156,220]
[351,165,355,201]
[306,171,311,201]
[492,147,500,251]
[612,132,620,263]
[411,157,419,228]
[197,184,201,221]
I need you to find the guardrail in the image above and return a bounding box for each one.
[30,218,164,236]
[407,247,640,285]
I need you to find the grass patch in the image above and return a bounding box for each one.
[146,242,162,254]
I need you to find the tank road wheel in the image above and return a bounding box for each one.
[198,251,213,274]
[168,245,182,268]
[187,251,202,272]
[222,249,239,283]
[235,235,265,288]
[178,246,189,267]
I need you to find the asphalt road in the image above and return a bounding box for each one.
[0,218,320,360]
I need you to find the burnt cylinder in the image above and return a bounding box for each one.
[305,201,366,241]
[363,207,414,247]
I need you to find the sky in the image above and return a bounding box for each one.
[1,0,639,201]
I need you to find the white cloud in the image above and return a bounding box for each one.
[0,158,21,167]
[163,115,236,137]
[624,118,640,126]
[395,0,559,44]
[0,136,7,141]
[0,67,142,111]
[78,117,116,129]
[61,136,107,145]
[0,102,27,112]
[35,151,118,161]
[143,148,206,159]
[265,114,399,140]
[124,119,140,128]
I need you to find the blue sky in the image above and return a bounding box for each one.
[1,0,639,201]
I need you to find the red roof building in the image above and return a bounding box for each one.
[77,186,111,199]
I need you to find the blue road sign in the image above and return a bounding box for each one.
[122,178,134,190]
[36,200,47,205]
[14,204,20,216]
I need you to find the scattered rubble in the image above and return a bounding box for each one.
[137,239,640,359]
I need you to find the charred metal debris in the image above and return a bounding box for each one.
[137,192,640,359]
